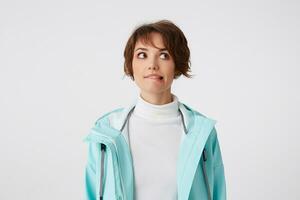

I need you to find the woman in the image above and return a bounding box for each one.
[84,19,227,200]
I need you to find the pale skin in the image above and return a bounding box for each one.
[132,32,176,105]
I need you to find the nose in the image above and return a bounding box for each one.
[148,58,159,70]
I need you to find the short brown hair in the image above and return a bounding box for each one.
[123,19,193,81]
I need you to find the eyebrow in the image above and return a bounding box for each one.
[135,47,168,52]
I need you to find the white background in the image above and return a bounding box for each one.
[0,0,299,199]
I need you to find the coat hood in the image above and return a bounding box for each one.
[94,98,217,137]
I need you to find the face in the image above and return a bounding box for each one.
[132,32,175,97]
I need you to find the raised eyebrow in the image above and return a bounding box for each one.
[135,47,169,52]
[135,48,148,52]
[159,48,169,52]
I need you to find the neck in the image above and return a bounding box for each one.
[134,93,180,120]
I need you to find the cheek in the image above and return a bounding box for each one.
[165,68,175,82]
[165,64,175,76]
[132,58,141,69]
[132,64,142,79]
[132,61,138,74]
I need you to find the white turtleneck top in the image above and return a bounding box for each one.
[127,93,184,200]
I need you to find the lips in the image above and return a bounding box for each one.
[144,74,163,80]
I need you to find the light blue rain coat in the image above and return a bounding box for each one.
[84,100,227,200]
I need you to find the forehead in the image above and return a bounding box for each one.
[134,32,167,50]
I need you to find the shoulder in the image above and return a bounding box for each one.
[93,107,125,127]
[180,101,216,122]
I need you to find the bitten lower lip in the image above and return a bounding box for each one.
[144,76,163,81]
[144,75,163,79]
[146,76,161,79]
[145,77,163,80]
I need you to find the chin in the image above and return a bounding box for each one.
[143,88,168,94]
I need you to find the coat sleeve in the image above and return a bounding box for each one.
[85,141,98,200]
[211,127,227,200]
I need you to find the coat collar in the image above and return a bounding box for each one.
[106,98,196,135]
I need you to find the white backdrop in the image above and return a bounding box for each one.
[0,0,299,199]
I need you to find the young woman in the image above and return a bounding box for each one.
[84,20,227,200]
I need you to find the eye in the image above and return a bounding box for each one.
[160,52,170,60]
[137,52,146,59]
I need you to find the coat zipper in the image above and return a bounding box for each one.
[88,130,126,200]
[202,148,212,200]
[100,143,106,200]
